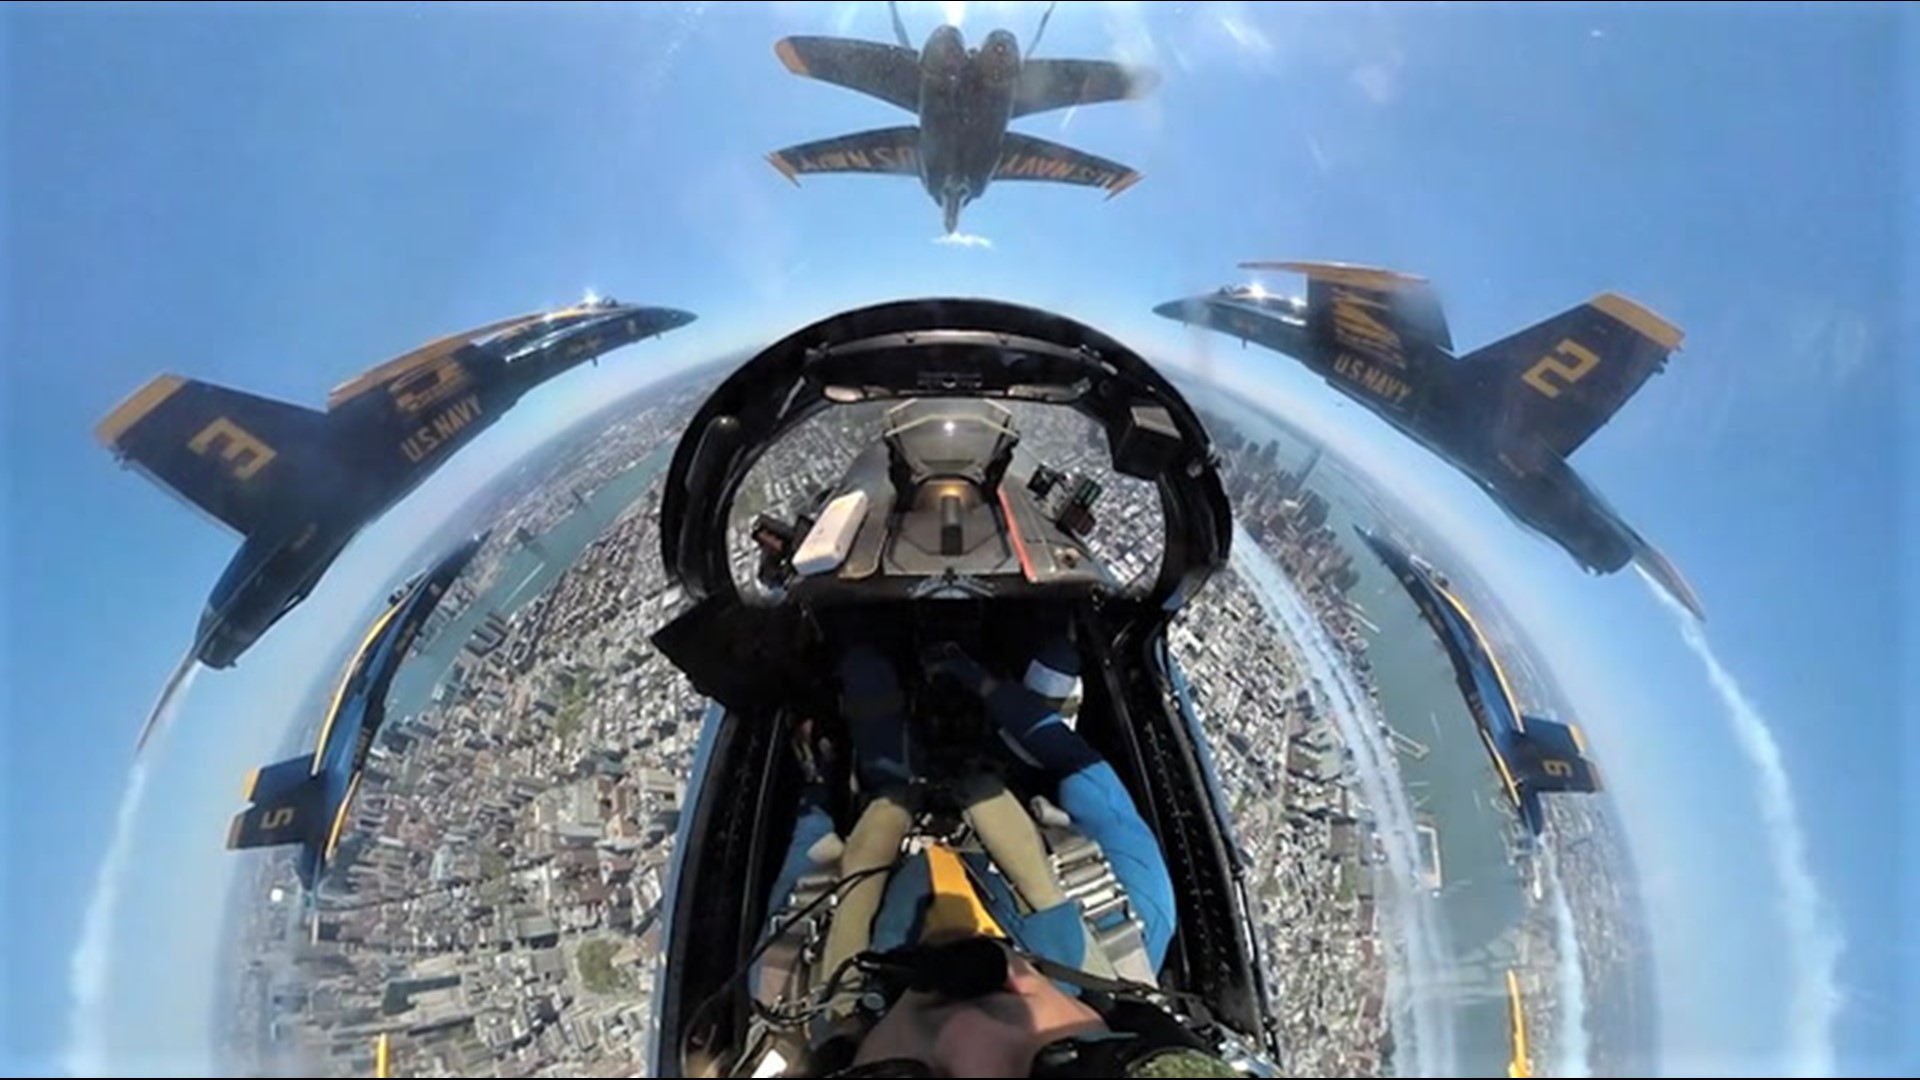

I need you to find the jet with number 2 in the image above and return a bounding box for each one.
[767,0,1157,234]
[1155,261,1704,620]
[96,297,696,692]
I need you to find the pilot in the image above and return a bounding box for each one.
[756,635,1248,1077]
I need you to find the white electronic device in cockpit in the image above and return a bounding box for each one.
[792,490,871,576]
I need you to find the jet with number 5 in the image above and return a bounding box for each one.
[1155,261,1704,620]
[226,533,483,892]
[95,297,696,710]
[1357,527,1602,840]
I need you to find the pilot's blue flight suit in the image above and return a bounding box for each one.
[764,639,1177,988]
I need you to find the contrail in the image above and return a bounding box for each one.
[1643,571,1842,1077]
[1542,849,1592,1078]
[134,651,200,751]
[1232,523,1459,1076]
[65,665,201,1076]
[935,232,993,248]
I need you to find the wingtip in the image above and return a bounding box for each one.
[1239,260,1431,287]
[1105,170,1143,200]
[774,37,810,77]
[765,152,803,186]
[1592,292,1684,352]
[96,373,188,449]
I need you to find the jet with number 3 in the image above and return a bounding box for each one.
[1155,261,1704,620]
[95,297,696,703]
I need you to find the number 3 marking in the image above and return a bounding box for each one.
[190,417,278,480]
[1523,339,1600,399]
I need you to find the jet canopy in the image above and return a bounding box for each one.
[659,297,1232,619]
[883,399,1020,489]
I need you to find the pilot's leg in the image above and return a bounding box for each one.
[817,789,913,1009]
[960,773,1067,913]
[837,643,912,791]
[961,773,1118,981]
[752,803,843,1005]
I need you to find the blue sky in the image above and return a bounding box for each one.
[1,2,1907,1076]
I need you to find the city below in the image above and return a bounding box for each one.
[215,387,1649,1079]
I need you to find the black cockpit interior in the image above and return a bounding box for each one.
[648,298,1271,1076]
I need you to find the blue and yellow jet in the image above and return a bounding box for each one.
[1357,527,1602,838]
[96,297,695,691]
[226,533,485,891]
[1156,263,1704,622]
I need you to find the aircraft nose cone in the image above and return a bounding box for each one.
[1153,298,1197,322]
[941,186,968,233]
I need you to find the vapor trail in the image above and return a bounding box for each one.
[1232,523,1459,1077]
[1542,849,1592,1078]
[1644,572,1842,1077]
[65,664,201,1076]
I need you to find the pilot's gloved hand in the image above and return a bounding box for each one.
[921,641,995,697]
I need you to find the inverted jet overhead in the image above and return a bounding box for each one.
[767,0,1156,233]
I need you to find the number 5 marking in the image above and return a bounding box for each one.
[1523,339,1600,399]
[262,806,297,830]
[1541,759,1575,779]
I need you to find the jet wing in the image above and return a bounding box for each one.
[1627,531,1706,621]
[991,132,1142,197]
[1011,58,1160,118]
[96,375,328,536]
[1456,293,1683,458]
[327,312,546,410]
[767,126,922,183]
[1245,261,1452,417]
[774,36,923,113]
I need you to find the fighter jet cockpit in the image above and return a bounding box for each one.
[31,6,1893,1078]
[647,298,1277,1077]
[742,396,1145,606]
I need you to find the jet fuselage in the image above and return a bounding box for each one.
[188,308,693,668]
[916,26,1022,232]
[1156,291,1640,576]
[296,534,481,887]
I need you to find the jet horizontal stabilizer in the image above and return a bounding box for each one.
[1012,58,1160,118]
[773,36,922,113]
[1512,716,1602,795]
[228,754,324,851]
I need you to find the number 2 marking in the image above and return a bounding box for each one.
[1523,339,1600,399]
